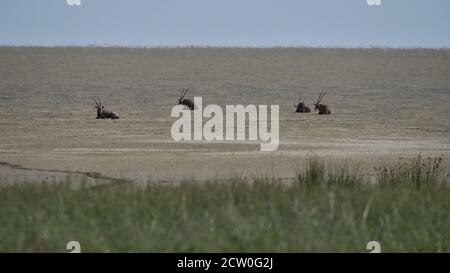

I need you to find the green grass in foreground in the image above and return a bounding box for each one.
[0,156,449,252]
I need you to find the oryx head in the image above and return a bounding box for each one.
[295,96,305,108]
[92,97,104,116]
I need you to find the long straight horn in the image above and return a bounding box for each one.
[180,88,188,100]
[317,92,326,104]
[92,97,100,107]
[315,93,322,105]
[320,91,327,103]
[179,89,185,100]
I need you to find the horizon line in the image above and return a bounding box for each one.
[1,44,450,50]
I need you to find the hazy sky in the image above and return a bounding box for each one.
[1,0,449,47]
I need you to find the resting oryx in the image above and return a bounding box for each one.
[313,92,332,115]
[178,88,195,110]
[295,96,311,113]
[92,98,120,119]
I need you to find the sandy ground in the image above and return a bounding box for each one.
[0,47,449,183]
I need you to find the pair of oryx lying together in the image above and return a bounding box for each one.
[92,89,331,119]
[295,92,331,115]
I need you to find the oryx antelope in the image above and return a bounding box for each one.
[313,92,332,115]
[295,96,311,113]
[178,88,195,110]
[92,98,120,119]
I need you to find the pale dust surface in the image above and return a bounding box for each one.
[0,47,449,183]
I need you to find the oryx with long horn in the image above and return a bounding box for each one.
[178,88,195,110]
[295,96,311,113]
[92,97,120,119]
[313,92,331,115]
